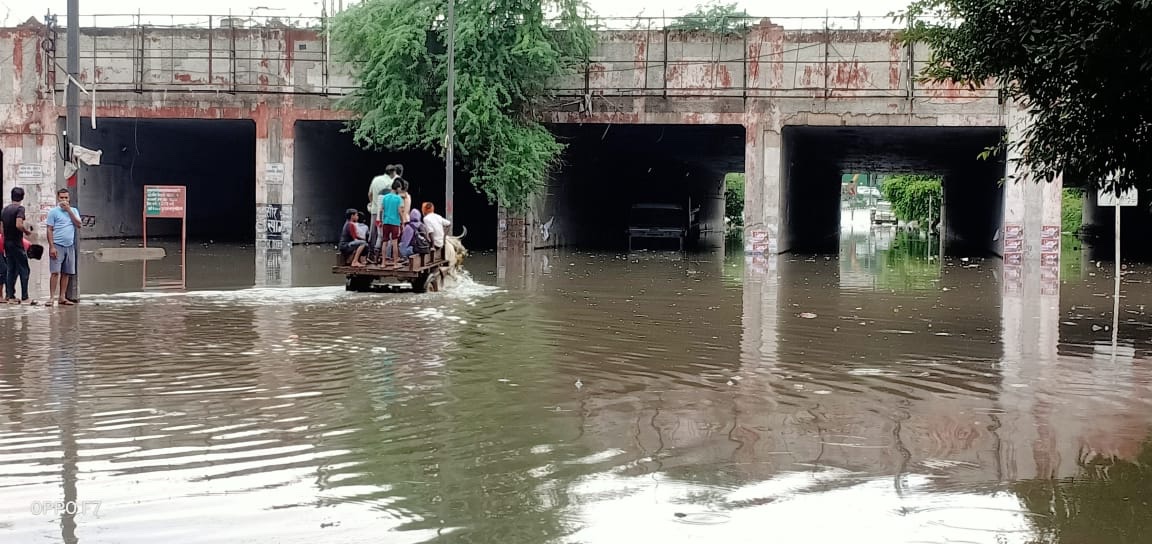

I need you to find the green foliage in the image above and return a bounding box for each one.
[897,1,1152,194]
[331,0,595,211]
[880,174,942,226]
[724,172,745,224]
[1062,187,1084,235]
[668,2,751,33]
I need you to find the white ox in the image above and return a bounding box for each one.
[436,227,469,290]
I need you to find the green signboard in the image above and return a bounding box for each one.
[144,185,186,218]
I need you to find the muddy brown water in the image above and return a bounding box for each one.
[1,234,1150,543]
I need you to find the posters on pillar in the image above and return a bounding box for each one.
[1040,227,1060,264]
[745,254,777,277]
[745,230,775,255]
[1040,224,1061,296]
[1004,262,1023,296]
[1003,223,1024,266]
[1003,223,1025,294]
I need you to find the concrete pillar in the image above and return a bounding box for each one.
[1002,104,1062,269]
[496,207,529,256]
[743,110,782,255]
[255,114,293,287]
[1001,104,1062,478]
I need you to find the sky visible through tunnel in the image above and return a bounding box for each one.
[10,0,911,26]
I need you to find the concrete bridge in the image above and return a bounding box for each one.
[0,15,1061,266]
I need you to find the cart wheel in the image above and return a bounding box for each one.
[412,271,440,294]
[346,275,372,292]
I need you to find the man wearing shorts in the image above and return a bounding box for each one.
[46,188,82,307]
[381,182,404,266]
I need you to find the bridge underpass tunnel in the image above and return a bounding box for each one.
[547,124,744,250]
[293,120,497,249]
[781,126,1005,256]
[72,118,256,242]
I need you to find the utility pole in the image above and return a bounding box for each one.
[65,0,81,301]
[444,0,456,229]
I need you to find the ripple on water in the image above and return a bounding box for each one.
[2,249,1151,543]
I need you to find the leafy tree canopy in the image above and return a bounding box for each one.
[881,174,942,226]
[669,2,751,33]
[331,0,594,211]
[899,1,1152,194]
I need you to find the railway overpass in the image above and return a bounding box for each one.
[1,14,1059,264]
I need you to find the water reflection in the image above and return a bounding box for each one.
[0,235,1149,543]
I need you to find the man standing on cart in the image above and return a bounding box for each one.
[366,164,397,261]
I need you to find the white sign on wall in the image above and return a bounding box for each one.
[265,163,285,183]
[17,164,43,180]
[1098,187,1138,207]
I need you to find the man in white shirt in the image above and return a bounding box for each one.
[366,164,398,257]
[420,202,451,249]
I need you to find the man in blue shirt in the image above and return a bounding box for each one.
[46,188,81,307]
[381,182,404,266]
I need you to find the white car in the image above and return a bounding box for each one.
[871,201,897,224]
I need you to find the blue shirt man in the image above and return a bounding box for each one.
[45,188,81,306]
[47,203,81,247]
[381,191,403,226]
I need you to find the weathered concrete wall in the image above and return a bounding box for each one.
[536,23,1008,255]
[0,19,1055,261]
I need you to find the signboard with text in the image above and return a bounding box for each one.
[17,164,43,180]
[143,185,188,289]
[265,163,285,183]
[1098,188,1138,207]
[145,185,187,218]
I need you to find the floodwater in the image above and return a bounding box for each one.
[1,231,1150,544]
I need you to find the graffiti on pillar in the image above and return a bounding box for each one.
[265,204,284,240]
[258,204,289,250]
[80,215,97,228]
[265,248,283,282]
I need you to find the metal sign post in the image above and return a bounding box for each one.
[143,185,188,289]
[444,0,456,231]
[1097,186,1137,361]
[65,0,81,302]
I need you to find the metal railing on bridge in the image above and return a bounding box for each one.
[41,13,992,101]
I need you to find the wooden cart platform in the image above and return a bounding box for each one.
[333,248,447,293]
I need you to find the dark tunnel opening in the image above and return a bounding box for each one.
[68,117,257,242]
[782,126,1005,257]
[546,123,744,251]
[293,120,498,249]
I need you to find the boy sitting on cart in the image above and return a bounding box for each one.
[339,208,368,267]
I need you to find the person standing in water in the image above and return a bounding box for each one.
[1,187,34,304]
[45,188,82,307]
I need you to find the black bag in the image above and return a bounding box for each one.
[410,226,432,255]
